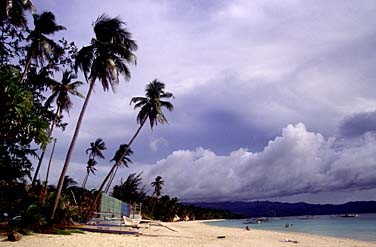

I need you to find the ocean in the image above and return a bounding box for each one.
[204,213,376,242]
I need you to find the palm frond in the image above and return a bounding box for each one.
[94,14,138,53]
[111,144,133,167]
[34,11,66,35]
[136,106,149,125]
[75,15,137,94]
[130,96,146,104]
[75,45,95,81]
[160,100,174,111]
[44,91,58,108]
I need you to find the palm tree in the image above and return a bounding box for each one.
[82,138,106,188]
[151,176,164,198]
[150,175,164,216]
[0,0,35,28]
[19,11,66,84]
[85,138,106,160]
[104,144,133,193]
[89,79,174,214]
[32,70,84,186]
[51,14,137,220]
[81,158,97,189]
[131,79,174,129]
[111,173,146,204]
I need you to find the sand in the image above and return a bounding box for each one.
[1,221,375,247]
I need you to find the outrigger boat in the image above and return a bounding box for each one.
[70,212,176,234]
[67,194,176,234]
[69,212,141,235]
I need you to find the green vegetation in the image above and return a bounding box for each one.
[0,1,235,234]
[54,228,84,235]
[110,173,235,221]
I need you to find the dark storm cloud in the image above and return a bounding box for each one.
[340,111,376,137]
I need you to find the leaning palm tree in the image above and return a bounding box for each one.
[32,70,84,186]
[89,79,174,213]
[19,11,66,84]
[104,144,133,193]
[82,158,97,189]
[51,14,137,220]
[151,176,164,198]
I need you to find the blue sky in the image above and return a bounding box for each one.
[32,0,376,204]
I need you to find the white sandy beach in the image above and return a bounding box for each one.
[1,221,375,247]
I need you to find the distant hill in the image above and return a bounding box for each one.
[185,201,376,218]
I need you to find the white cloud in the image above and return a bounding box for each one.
[137,123,376,202]
[149,136,168,152]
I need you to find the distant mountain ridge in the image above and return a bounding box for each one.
[186,201,376,218]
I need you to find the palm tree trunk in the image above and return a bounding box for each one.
[43,138,57,203]
[82,171,89,188]
[51,79,95,220]
[151,197,158,216]
[88,115,148,217]
[19,52,32,84]
[104,165,118,193]
[32,107,60,187]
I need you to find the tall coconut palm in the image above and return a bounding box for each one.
[19,11,66,84]
[104,144,133,193]
[82,138,106,188]
[89,79,174,214]
[0,0,35,28]
[51,14,137,220]
[151,176,164,198]
[32,70,83,186]
[82,158,97,189]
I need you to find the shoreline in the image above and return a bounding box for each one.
[201,216,376,243]
[1,221,375,247]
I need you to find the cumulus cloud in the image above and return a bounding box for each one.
[138,123,376,202]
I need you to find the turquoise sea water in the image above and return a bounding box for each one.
[204,213,376,242]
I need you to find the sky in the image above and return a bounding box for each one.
[31,0,376,204]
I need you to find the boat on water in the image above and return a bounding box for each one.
[243,217,271,224]
[339,214,359,218]
[298,215,320,220]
